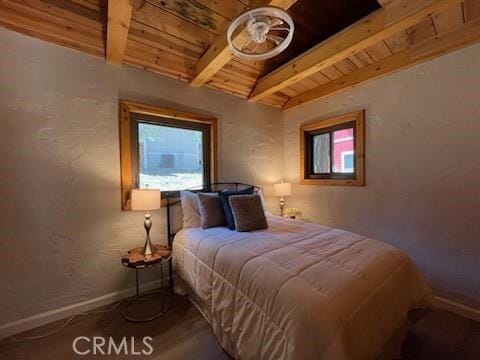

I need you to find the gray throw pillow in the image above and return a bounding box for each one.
[229,194,268,232]
[197,192,226,229]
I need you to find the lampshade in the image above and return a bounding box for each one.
[130,189,161,211]
[274,182,291,197]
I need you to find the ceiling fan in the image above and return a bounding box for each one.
[227,7,295,61]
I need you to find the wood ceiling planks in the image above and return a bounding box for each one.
[132,1,215,49]
[249,0,463,101]
[412,17,480,59]
[334,58,360,75]
[259,92,290,108]
[69,0,104,12]
[124,38,195,80]
[320,66,344,81]
[128,20,203,60]
[364,41,393,61]
[194,0,246,21]
[433,4,465,34]
[406,17,437,44]
[0,0,105,57]
[283,1,479,111]
[144,0,230,35]
[26,0,104,29]
[0,0,478,111]
[464,0,480,21]
[384,31,411,53]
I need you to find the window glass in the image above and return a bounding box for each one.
[313,133,330,174]
[332,128,354,173]
[138,123,204,191]
[342,153,354,172]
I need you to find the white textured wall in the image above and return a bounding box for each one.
[284,44,480,308]
[1,25,479,329]
[0,28,284,326]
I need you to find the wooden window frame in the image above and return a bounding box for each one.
[119,100,217,210]
[300,110,365,186]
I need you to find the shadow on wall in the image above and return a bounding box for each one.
[0,109,167,324]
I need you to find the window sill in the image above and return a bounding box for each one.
[301,178,364,186]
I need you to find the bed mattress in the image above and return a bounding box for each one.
[173,215,432,360]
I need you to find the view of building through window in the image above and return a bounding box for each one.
[333,128,354,173]
[312,128,354,174]
[138,123,204,191]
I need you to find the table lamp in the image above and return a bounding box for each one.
[131,188,161,256]
[274,181,291,217]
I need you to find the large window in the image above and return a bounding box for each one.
[300,110,365,186]
[135,117,209,191]
[119,101,217,210]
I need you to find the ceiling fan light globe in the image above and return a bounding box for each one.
[249,21,270,43]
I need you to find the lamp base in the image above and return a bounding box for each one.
[279,196,285,217]
[142,213,157,256]
[142,238,157,256]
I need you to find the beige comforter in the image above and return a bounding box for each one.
[173,215,432,360]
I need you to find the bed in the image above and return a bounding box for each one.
[168,185,432,360]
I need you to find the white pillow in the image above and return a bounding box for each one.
[255,188,269,213]
[180,191,200,228]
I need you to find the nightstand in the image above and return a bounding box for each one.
[121,244,172,322]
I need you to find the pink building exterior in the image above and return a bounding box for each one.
[333,128,354,173]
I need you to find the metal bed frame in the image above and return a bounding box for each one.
[165,182,261,287]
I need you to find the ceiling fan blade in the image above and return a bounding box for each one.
[241,38,253,51]
[270,18,283,27]
[261,41,267,53]
[267,35,284,45]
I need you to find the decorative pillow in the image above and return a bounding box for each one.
[229,194,268,232]
[218,187,254,230]
[197,193,226,229]
[255,187,269,213]
[180,191,200,228]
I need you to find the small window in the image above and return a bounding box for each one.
[301,110,365,186]
[119,101,217,209]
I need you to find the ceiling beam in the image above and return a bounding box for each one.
[190,0,298,87]
[283,18,480,111]
[106,0,133,65]
[249,0,462,101]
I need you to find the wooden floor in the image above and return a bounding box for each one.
[1,291,479,359]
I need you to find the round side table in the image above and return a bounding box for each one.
[121,245,172,322]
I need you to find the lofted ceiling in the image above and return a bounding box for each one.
[282,0,381,66]
[0,0,479,110]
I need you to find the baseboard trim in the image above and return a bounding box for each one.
[2,287,478,340]
[0,280,164,340]
[434,296,480,322]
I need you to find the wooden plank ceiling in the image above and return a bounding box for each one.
[0,0,479,110]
